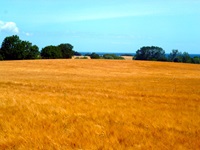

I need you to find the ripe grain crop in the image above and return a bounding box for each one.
[0,59,200,149]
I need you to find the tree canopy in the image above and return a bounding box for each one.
[0,35,39,60]
[0,35,75,60]
[135,46,166,61]
[41,45,62,59]
[41,44,75,59]
[58,43,74,59]
[168,49,194,63]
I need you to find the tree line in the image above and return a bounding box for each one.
[134,46,200,64]
[0,35,76,60]
[0,35,199,64]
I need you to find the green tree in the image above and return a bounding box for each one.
[0,35,39,60]
[168,49,182,62]
[58,43,74,59]
[0,35,23,60]
[90,52,100,59]
[135,46,166,61]
[74,51,81,56]
[181,52,191,63]
[41,45,62,59]
[168,49,179,62]
[191,56,200,64]
[25,45,40,59]
[168,50,192,63]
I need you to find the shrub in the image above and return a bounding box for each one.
[103,54,124,60]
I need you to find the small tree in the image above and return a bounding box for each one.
[90,52,100,59]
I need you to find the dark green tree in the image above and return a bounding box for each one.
[168,49,179,62]
[25,45,40,59]
[0,35,23,60]
[41,45,62,59]
[90,52,100,59]
[191,56,200,64]
[168,49,182,62]
[168,50,192,63]
[0,54,3,60]
[74,51,81,56]
[181,52,191,63]
[0,35,39,60]
[135,46,166,61]
[58,43,74,59]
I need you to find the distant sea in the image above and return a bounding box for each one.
[80,52,200,58]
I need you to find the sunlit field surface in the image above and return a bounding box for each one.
[0,59,200,149]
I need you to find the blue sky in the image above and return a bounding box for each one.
[0,0,200,53]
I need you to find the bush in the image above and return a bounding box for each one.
[103,54,114,59]
[103,54,124,60]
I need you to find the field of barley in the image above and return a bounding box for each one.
[0,59,200,149]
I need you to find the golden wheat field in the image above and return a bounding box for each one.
[0,59,200,149]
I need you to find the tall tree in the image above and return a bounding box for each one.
[0,35,22,60]
[25,45,40,59]
[168,50,191,63]
[0,35,39,60]
[41,45,62,59]
[168,49,182,62]
[135,46,166,61]
[58,43,74,59]
[181,52,191,63]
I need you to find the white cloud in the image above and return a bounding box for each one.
[0,20,19,34]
